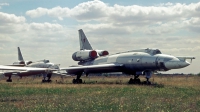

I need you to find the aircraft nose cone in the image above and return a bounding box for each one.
[165,60,190,69]
[179,61,190,68]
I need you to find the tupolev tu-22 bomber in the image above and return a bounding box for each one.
[0,47,60,82]
[62,29,195,84]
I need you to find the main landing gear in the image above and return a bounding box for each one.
[128,77,151,85]
[72,73,83,84]
[128,75,141,84]
[42,73,52,83]
[128,71,152,85]
[6,76,12,82]
[143,71,152,85]
[142,77,151,85]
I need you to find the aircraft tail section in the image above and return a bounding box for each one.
[78,29,93,50]
[18,47,24,62]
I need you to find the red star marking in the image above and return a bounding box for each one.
[83,38,86,43]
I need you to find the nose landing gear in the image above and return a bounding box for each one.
[42,73,52,83]
[143,71,152,85]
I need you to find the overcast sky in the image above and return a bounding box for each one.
[0,0,199,74]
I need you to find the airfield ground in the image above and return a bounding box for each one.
[0,75,200,111]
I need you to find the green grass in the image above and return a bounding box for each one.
[0,76,200,111]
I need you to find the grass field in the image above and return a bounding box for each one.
[0,75,200,112]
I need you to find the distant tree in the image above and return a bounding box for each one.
[197,72,200,76]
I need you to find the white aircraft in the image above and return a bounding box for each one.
[1,47,60,82]
[0,65,52,81]
[61,29,195,84]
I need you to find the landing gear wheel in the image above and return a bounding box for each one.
[72,79,76,84]
[78,79,83,83]
[128,78,141,84]
[143,77,151,85]
[72,79,83,84]
[128,78,134,84]
[6,79,12,82]
[143,81,151,85]
[135,78,141,84]
[47,80,52,82]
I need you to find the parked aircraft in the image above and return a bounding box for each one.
[62,29,195,84]
[1,47,59,82]
[0,65,53,81]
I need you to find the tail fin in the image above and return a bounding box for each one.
[18,47,24,61]
[78,29,93,50]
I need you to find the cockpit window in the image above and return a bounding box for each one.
[155,50,161,54]
[44,60,49,63]
[151,49,162,55]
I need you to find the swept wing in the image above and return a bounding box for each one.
[61,63,124,74]
[0,65,49,71]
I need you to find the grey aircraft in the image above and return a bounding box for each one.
[1,47,59,82]
[64,29,195,84]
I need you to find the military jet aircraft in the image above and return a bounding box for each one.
[62,29,195,84]
[0,65,53,81]
[1,47,59,82]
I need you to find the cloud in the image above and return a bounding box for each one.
[0,12,26,24]
[25,1,200,35]
[0,12,26,33]
[183,17,200,32]
[29,22,63,31]
[26,1,200,22]
[0,35,13,42]
[26,7,48,18]
[79,23,132,35]
[26,6,70,19]
[70,0,108,21]
[0,3,9,9]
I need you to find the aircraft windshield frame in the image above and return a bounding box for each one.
[155,49,161,54]
[151,49,162,55]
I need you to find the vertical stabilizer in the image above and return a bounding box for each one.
[18,47,24,61]
[78,29,93,50]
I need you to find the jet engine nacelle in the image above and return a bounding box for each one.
[96,50,109,56]
[72,50,97,61]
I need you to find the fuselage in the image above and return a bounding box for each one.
[80,50,190,74]
[4,61,59,78]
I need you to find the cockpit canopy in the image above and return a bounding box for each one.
[115,48,162,55]
[37,59,50,63]
[43,60,49,63]
[148,49,162,55]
